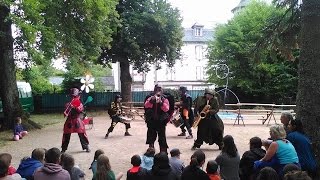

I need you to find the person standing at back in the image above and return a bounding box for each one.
[175,86,194,139]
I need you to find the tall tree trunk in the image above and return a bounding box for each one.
[120,59,132,102]
[297,0,320,175]
[0,5,24,129]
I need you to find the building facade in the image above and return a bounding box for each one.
[112,23,215,91]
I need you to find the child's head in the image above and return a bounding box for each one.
[283,163,301,175]
[206,160,218,174]
[0,153,12,178]
[61,153,75,172]
[94,149,105,161]
[45,147,61,164]
[131,155,141,167]
[16,117,22,124]
[190,150,206,167]
[284,171,311,180]
[32,148,46,163]
[256,167,279,180]
[250,136,262,149]
[153,152,170,169]
[97,154,111,171]
[144,147,155,157]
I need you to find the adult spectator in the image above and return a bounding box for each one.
[181,150,210,180]
[286,119,317,177]
[145,152,178,180]
[255,125,299,176]
[16,148,46,180]
[0,153,22,180]
[127,155,147,180]
[256,167,279,180]
[280,112,293,133]
[169,148,184,178]
[239,137,266,180]
[33,147,70,180]
[215,135,240,180]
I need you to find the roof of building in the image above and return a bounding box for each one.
[182,28,214,43]
[232,0,251,13]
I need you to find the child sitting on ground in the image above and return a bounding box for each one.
[127,155,147,180]
[13,117,28,141]
[140,147,155,170]
[89,149,105,175]
[206,160,221,180]
[61,153,85,180]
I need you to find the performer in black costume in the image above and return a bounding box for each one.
[192,89,224,150]
[175,86,194,139]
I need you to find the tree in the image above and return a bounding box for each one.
[207,1,298,102]
[0,0,118,128]
[297,0,320,174]
[99,0,183,102]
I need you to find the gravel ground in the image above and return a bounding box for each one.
[0,112,279,179]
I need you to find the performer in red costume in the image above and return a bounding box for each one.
[61,88,90,153]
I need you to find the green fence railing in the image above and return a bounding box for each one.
[39,90,205,111]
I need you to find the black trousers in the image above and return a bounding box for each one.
[180,117,193,135]
[107,115,131,133]
[61,133,89,151]
[146,125,168,149]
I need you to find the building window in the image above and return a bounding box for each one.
[194,28,202,36]
[166,68,176,81]
[195,45,203,60]
[196,66,203,80]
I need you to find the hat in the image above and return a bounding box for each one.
[115,94,122,99]
[170,148,181,157]
[70,88,80,97]
[154,84,162,91]
[204,88,215,96]
[179,86,187,92]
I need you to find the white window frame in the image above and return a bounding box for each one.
[195,45,203,60]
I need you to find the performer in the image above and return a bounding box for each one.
[191,88,224,150]
[144,85,170,153]
[105,95,131,138]
[175,86,194,139]
[62,88,90,153]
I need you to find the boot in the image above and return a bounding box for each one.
[178,132,186,136]
[124,132,132,136]
[105,132,109,139]
[149,143,154,148]
[160,147,168,154]
[85,146,91,153]
[186,135,193,139]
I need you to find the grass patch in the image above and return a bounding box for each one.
[0,130,12,147]
[29,113,64,127]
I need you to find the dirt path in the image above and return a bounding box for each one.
[0,112,277,179]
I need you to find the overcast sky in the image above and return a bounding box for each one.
[167,0,241,28]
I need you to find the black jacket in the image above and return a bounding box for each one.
[145,166,178,180]
[239,148,266,180]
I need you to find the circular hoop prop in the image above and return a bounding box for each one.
[215,64,229,79]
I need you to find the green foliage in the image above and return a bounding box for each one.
[207,1,298,101]
[100,0,183,72]
[23,66,55,95]
[9,0,119,64]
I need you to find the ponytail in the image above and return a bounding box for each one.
[190,157,199,167]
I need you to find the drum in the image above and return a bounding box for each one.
[170,111,184,128]
[119,115,133,124]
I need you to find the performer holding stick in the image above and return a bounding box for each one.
[191,89,224,150]
[62,88,90,153]
[105,94,132,138]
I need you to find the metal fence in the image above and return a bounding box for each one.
[38,90,205,112]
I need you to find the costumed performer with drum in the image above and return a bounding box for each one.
[105,94,132,138]
[62,88,90,153]
[175,86,194,139]
[191,88,224,150]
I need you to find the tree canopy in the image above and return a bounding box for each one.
[207,1,298,102]
[99,0,183,101]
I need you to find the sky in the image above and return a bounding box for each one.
[167,0,241,28]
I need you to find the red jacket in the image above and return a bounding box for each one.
[63,97,86,134]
